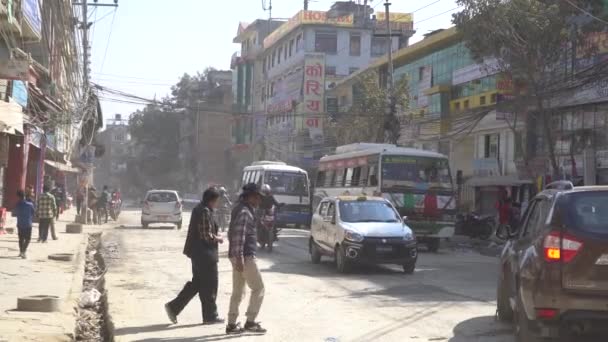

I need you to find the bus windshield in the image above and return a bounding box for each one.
[265,171,309,196]
[381,155,452,190]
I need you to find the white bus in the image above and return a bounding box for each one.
[313,143,455,252]
[241,161,311,228]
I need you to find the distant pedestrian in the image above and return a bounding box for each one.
[36,185,57,243]
[97,185,110,224]
[165,187,225,325]
[12,190,35,259]
[225,183,266,335]
[76,186,85,216]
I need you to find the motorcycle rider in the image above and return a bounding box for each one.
[260,184,283,242]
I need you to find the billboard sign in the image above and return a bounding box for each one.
[264,10,353,48]
[452,58,501,85]
[374,12,414,32]
[303,53,325,143]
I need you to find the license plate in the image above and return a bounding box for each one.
[158,215,169,221]
[376,245,393,253]
[595,254,608,265]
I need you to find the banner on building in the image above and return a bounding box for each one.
[22,0,42,37]
[303,53,325,143]
[268,69,303,114]
[417,65,432,108]
[452,58,501,85]
[473,158,501,177]
[11,80,28,108]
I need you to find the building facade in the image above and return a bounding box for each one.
[94,114,130,191]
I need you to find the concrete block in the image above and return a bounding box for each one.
[66,224,83,234]
[17,295,61,312]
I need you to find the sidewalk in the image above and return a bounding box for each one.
[0,209,87,342]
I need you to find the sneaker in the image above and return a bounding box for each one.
[203,317,225,325]
[18,252,23,258]
[21,253,26,259]
[244,321,267,334]
[164,303,177,324]
[225,322,244,334]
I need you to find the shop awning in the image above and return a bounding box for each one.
[466,175,533,187]
[44,159,80,173]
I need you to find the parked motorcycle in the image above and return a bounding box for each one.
[455,212,494,240]
[257,205,277,252]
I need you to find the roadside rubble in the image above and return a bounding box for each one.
[75,233,112,341]
[444,235,505,257]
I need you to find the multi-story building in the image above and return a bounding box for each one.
[329,25,608,216]
[258,3,413,172]
[95,114,130,191]
[0,0,83,222]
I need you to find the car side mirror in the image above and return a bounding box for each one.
[402,216,408,222]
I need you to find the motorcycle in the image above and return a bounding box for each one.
[257,205,276,252]
[455,212,494,240]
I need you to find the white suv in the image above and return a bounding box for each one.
[141,190,183,229]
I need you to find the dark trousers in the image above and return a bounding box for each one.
[18,229,32,253]
[168,257,219,322]
[76,199,83,215]
[38,218,52,241]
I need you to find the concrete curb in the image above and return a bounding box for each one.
[66,224,83,234]
[16,295,61,312]
[62,233,89,340]
[48,253,75,262]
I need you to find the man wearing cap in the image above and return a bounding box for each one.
[225,183,266,334]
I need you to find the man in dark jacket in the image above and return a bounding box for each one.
[165,187,224,325]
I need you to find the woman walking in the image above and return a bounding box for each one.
[165,187,224,325]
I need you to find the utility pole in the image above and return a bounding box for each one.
[384,0,397,144]
[74,0,118,223]
[304,0,308,10]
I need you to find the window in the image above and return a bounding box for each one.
[371,37,388,57]
[284,44,288,60]
[480,96,486,105]
[315,31,337,54]
[344,168,354,186]
[484,133,500,159]
[316,171,326,187]
[491,93,497,103]
[464,99,470,109]
[349,33,361,56]
[272,51,276,67]
[349,67,359,75]
[278,47,282,64]
[326,170,336,187]
[368,164,378,186]
[296,33,303,51]
[351,167,362,186]
[319,201,329,216]
[327,202,336,221]
[289,39,294,57]
[522,199,550,237]
[325,66,336,76]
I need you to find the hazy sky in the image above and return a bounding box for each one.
[89,0,459,121]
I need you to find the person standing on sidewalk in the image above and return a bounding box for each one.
[12,190,35,259]
[36,185,57,243]
[225,183,266,335]
[165,187,225,325]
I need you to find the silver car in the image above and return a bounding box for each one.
[309,196,418,274]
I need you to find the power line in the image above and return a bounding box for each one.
[412,0,443,14]
[562,0,608,26]
[415,6,461,26]
[99,8,117,74]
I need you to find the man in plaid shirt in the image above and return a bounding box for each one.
[225,183,266,335]
[36,185,57,243]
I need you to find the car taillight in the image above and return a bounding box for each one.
[536,308,559,320]
[543,231,583,263]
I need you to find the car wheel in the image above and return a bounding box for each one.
[402,261,416,274]
[335,245,350,273]
[427,238,440,253]
[515,296,542,342]
[310,240,322,264]
[496,277,514,322]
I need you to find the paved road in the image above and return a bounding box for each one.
[104,209,515,342]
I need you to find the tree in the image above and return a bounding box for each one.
[328,70,409,146]
[453,0,606,177]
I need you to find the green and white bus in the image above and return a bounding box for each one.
[314,143,455,252]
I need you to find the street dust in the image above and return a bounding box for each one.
[75,233,113,341]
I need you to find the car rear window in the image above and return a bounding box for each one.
[561,191,608,235]
[146,192,178,202]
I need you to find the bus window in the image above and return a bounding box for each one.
[368,164,378,186]
[316,171,326,187]
[256,171,264,185]
[327,170,336,187]
[351,167,361,186]
[345,168,354,186]
[242,172,248,186]
[252,171,260,185]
